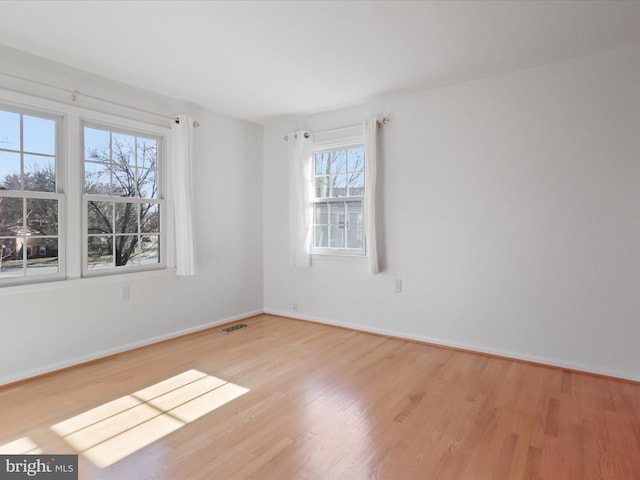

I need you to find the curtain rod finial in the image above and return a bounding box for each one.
[174,117,199,128]
[283,131,310,141]
[377,116,390,128]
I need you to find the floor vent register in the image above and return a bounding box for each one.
[220,323,249,333]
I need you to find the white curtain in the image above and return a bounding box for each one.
[364,117,380,274]
[170,114,198,276]
[288,130,313,267]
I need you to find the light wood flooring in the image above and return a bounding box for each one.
[1,314,639,479]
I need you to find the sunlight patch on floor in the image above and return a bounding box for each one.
[50,369,249,468]
[0,436,42,454]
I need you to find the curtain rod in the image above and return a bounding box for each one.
[0,70,199,128]
[283,116,389,141]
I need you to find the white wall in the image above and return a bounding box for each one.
[2,43,639,385]
[263,46,640,381]
[0,46,264,385]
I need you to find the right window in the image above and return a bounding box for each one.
[83,123,164,275]
[311,144,365,255]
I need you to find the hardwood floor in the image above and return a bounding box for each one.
[1,314,639,479]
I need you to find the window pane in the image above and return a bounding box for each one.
[88,201,113,234]
[314,202,328,225]
[139,235,160,265]
[23,115,55,155]
[348,173,364,196]
[112,162,136,197]
[114,235,139,266]
[140,203,159,233]
[315,176,329,198]
[0,236,22,277]
[0,151,21,190]
[27,198,58,235]
[137,138,157,170]
[0,109,20,151]
[330,150,347,174]
[84,127,111,162]
[112,133,136,166]
[0,197,23,231]
[315,152,329,175]
[88,235,113,269]
[346,227,363,250]
[115,202,138,234]
[24,154,55,192]
[346,201,363,227]
[329,203,345,225]
[85,161,111,194]
[314,226,328,248]
[26,237,59,275]
[347,147,365,173]
[329,225,344,248]
[331,174,347,197]
[138,168,157,199]
[0,237,17,258]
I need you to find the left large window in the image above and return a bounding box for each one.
[0,106,64,284]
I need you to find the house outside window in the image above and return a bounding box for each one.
[311,138,365,255]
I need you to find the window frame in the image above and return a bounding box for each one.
[81,121,166,278]
[0,103,66,286]
[0,87,174,289]
[310,131,366,257]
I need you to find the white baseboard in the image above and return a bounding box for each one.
[0,309,263,386]
[264,308,640,383]
[6,308,637,386]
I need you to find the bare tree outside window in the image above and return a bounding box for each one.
[84,127,161,269]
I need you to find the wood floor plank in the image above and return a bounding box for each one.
[1,314,639,479]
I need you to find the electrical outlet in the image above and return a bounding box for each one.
[122,285,130,301]
[292,302,298,312]
[394,278,403,293]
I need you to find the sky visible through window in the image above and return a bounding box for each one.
[0,109,56,188]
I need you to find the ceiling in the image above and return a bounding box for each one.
[1,1,640,125]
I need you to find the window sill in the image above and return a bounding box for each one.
[0,267,176,296]
[311,253,367,263]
